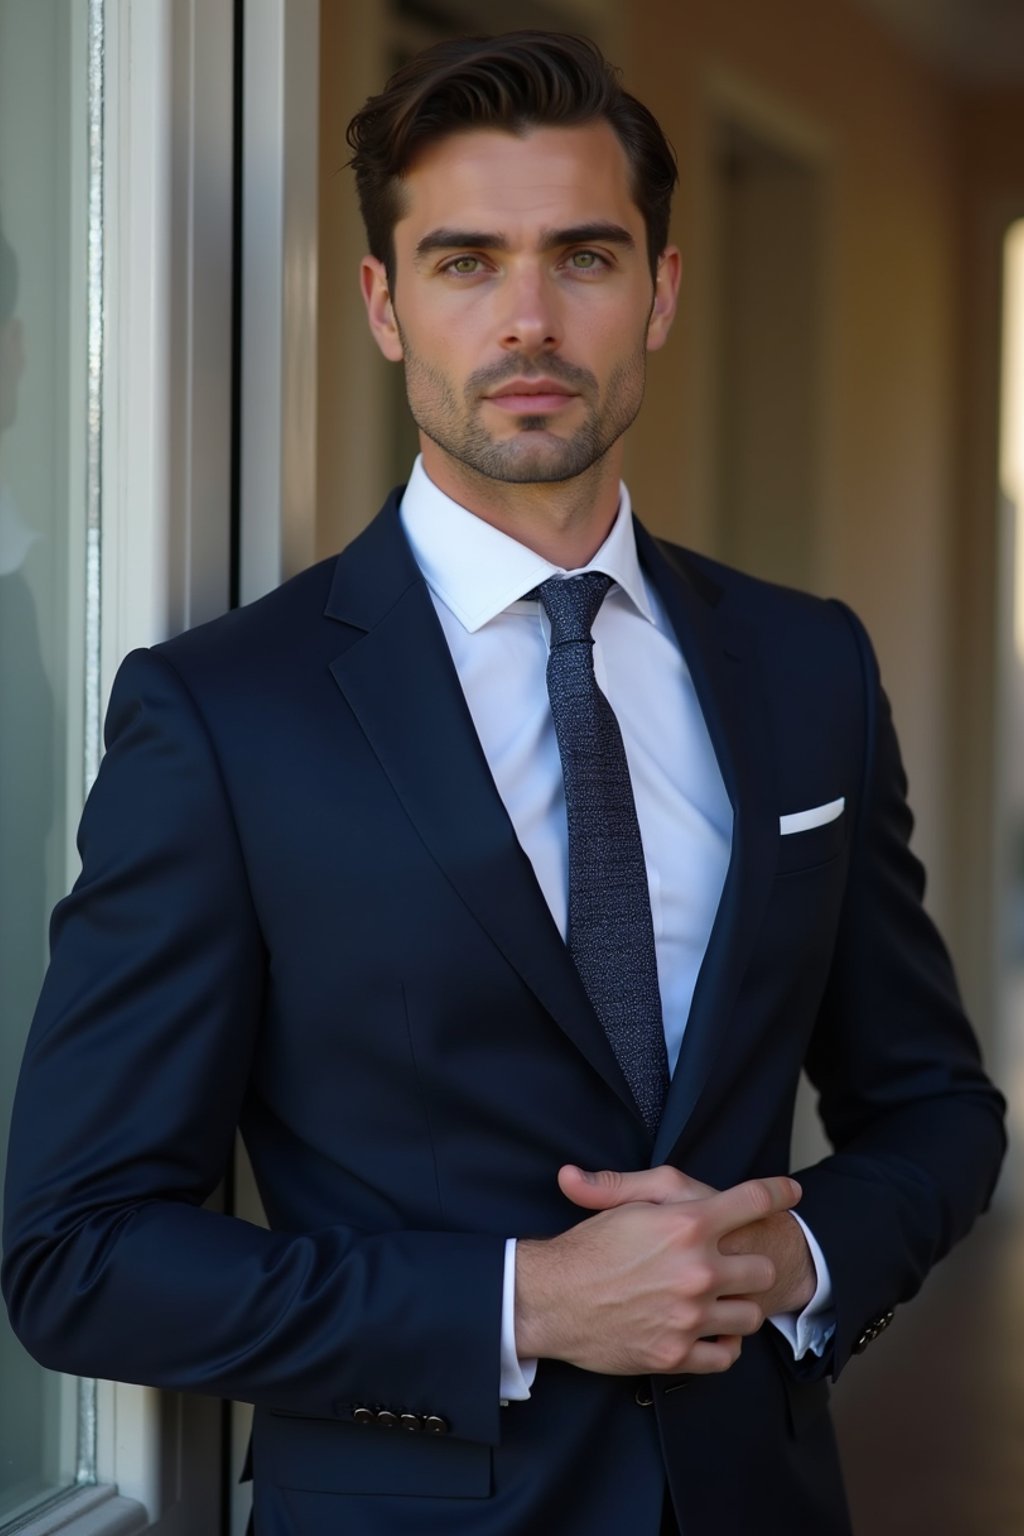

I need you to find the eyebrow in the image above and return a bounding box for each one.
[413,222,637,262]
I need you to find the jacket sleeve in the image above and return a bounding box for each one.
[791,602,1006,1380]
[1,647,505,1443]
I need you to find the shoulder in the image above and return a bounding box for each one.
[654,536,878,687]
[102,554,344,749]
[155,555,341,677]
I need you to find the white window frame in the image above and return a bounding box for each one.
[239,0,319,605]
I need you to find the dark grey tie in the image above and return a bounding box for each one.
[530,573,668,1134]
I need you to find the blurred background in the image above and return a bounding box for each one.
[0,1,1022,1532]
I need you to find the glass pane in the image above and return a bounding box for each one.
[0,0,93,1520]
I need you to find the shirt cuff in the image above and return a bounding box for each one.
[499,1238,538,1402]
[767,1212,836,1360]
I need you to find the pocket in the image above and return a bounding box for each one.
[255,1410,492,1499]
[776,813,846,876]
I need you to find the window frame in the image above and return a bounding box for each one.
[2,0,234,1532]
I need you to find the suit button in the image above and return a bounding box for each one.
[424,1415,449,1436]
[400,1413,422,1433]
[634,1387,654,1407]
[852,1308,893,1354]
[352,1406,374,1426]
[376,1409,399,1429]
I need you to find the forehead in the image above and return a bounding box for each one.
[394,121,640,243]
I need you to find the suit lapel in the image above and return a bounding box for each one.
[636,527,780,1165]
[324,497,638,1118]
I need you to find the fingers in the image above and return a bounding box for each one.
[679,1334,743,1375]
[558,1163,715,1211]
[717,1251,777,1298]
[704,1176,801,1238]
[644,1298,764,1377]
[557,1166,797,1224]
[707,1298,766,1337]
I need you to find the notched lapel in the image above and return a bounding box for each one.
[636,528,780,1163]
[325,500,639,1119]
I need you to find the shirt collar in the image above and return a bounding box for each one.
[398,453,656,633]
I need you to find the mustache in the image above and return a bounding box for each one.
[466,356,596,397]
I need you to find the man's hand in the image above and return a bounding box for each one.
[561,1164,818,1318]
[514,1168,802,1377]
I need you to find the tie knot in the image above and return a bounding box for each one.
[529,572,614,645]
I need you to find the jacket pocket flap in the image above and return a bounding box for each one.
[255,1410,492,1498]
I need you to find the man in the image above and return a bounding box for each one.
[2,31,1006,1536]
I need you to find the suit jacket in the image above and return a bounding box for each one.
[2,492,1006,1536]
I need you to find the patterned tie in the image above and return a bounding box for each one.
[530,573,668,1134]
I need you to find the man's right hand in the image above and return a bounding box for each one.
[513,1172,801,1377]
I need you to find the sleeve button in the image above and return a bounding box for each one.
[376,1409,399,1429]
[424,1415,449,1435]
[400,1413,422,1433]
[352,1406,374,1426]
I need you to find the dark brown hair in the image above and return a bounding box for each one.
[346,31,677,285]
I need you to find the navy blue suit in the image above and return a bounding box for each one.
[2,494,1005,1534]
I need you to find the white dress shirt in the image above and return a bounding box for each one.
[399,455,834,1399]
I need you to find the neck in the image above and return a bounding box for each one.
[419,440,624,568]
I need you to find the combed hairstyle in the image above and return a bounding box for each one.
[346,31,677,286]
[0,213,17,326]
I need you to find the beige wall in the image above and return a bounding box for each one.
[951,90,1024,1039]
[317,0,392,561]
[316,3,1024,1051]
[622,0,964,937]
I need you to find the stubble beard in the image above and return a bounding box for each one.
[395,325,648,486]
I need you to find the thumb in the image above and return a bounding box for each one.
[558,1163,702,1210]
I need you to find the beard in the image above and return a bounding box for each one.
[394,323,647,485]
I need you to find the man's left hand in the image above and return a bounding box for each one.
[558,1164,817,1317]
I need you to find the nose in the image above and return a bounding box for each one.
[497,263,561,355]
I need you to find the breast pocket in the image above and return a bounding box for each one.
[255,1411,492,1499]
[776,812,846,876]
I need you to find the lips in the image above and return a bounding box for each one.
[487,380,577,412]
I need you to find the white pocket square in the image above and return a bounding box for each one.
[779,797,845,835]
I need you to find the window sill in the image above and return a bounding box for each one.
[6,1487,148,1536]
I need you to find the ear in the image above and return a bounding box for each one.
[360,256,403,363]
[646,245,682,354]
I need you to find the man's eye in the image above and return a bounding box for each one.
[569,250,605,270]
[446,256,483,275]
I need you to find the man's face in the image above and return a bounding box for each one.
[361,122,679,487]
[0,315,25,435]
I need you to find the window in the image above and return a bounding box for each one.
[0,0,98,1525]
